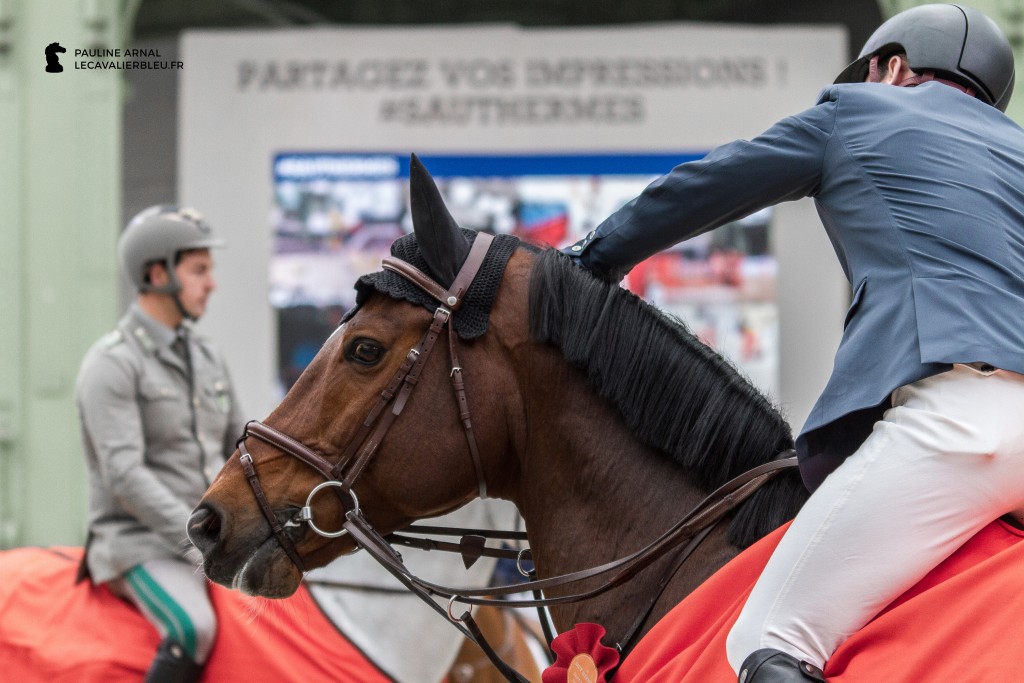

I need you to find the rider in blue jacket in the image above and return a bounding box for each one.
[568,5,1021,681]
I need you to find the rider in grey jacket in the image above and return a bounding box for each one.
[76,205,245,682]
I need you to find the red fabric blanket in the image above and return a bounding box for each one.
[0,547,393,683]
[613,518,1024,682]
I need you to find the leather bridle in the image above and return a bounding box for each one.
[233,231,799,682]
[237,232,496,572]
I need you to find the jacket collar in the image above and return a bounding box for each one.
[121,303,192,364]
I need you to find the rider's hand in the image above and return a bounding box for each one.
[561,234,626,283]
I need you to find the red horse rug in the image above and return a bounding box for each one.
[4,519,1023,682]
[0,547,393,683]
[609,518,1024,681]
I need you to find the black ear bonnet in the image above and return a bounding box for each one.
[344,229,520,339]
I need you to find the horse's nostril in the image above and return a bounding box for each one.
[187,505,223,551]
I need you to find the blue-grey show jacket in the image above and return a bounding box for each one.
[575,81,1024,491]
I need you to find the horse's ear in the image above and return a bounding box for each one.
[409,154,470,287]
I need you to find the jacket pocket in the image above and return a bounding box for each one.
[139,378,178,401]
[844,278,867,331]
[202,379,233,414]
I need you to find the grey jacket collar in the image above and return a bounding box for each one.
[122,304,192,366]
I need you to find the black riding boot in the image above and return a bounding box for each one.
[144,638,204,683]
[738,649,826,682]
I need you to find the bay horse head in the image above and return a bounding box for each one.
[188,155,806,647]
[188,155,530,597]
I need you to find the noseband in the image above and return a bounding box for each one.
[237,232,496,573]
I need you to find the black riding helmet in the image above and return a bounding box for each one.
[834,3,1015,112]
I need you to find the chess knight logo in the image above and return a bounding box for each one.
[45,42,66,73]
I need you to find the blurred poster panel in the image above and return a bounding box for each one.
[270,153,776,396]
[182,23,847,422]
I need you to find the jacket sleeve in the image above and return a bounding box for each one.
[77,351,196,555]
[577,98,837,281]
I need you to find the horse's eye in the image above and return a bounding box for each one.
[346,339,384,365]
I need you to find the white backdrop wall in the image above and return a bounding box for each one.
[180,22,848,430]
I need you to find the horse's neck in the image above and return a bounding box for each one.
[512,355,740,648]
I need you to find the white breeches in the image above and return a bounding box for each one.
[726,363,1024,671]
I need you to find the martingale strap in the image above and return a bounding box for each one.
[342,511,532,683]
[331,452,797,681]
[342,452,798,609]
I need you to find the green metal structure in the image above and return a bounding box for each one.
[1,0,131,546]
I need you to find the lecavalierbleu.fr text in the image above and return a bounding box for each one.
[73,48,183,70]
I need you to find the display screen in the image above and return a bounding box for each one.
[270,152,777,396]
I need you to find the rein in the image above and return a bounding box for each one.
[235,234,800,681]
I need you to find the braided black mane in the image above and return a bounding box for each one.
[527,248,807,548]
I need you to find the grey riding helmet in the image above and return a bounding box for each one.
[834,3,1015,112]
[118,205,225,294]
